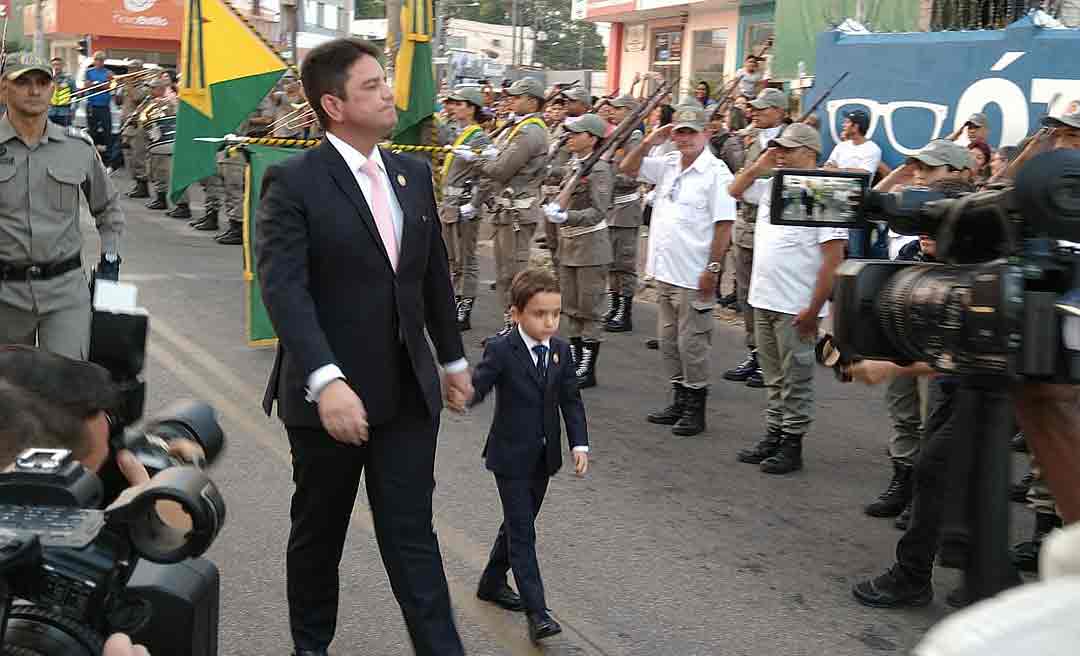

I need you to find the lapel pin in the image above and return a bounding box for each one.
[552,352,559,365]
[397,174,407,186]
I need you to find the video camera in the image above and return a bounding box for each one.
[769,149,1080,381]
[0,304,227,655]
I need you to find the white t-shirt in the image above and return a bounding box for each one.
[743,179,848,317]
[638,148,737,289]
[825,139,882,175]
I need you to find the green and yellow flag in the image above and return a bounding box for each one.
[170,0,288,201]
[391,0,437,145]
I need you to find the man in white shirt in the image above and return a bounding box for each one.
[825,109,882,257]
[620,104,737,437]
[728,123,848,475]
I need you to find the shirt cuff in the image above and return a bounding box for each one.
[306,364,345,403]
[443,358,469,374]
[572,446,589,453]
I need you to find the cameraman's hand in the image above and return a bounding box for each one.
[104,632,150,656]
[318,379,369,446]
[116,449,151,487]
[169,439,206,468]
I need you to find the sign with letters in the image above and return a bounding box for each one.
[810,17,1080,166]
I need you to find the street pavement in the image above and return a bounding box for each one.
[84,171,1036,655]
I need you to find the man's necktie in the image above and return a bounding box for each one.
[533,344,548,381]
[360,158,399,271]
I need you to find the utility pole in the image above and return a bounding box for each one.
[510,0,519,71]
[386,0,403,78]
[33,0,46,59]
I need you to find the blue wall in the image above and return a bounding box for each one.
[810,17,1080,166]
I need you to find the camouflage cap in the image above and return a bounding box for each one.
[670,104,707,132]
[4,53,54,81]
[448,86,485,107]
[607,94,639,111]
[767,122,822,154]
[561,86,591,103]
[565,113,608,138]
[907,139,973,170]
[506,77,545,100]
[1044,111,1080,130]
[965,112,988,128]
[749,88,787,110]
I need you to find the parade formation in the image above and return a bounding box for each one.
[2,0,1080,655]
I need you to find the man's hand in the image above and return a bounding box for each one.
[444,369,474,413]
[644,124,673,147]
[451,147,477,162]
[698,270,719,303]
[573,451,589,476]
[116,449,151,487]
[104,633,150,656]
[792,308,819,340]
[318,380,369,445]
[754,147,781,173]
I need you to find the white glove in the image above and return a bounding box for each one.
[544,203,568,224]
[645,189,656,206]
[459,203,477,220]
[451,147,477,162]
[479,145,500,161]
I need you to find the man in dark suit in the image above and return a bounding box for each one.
[255,38,474,656]
[469,268,590,643]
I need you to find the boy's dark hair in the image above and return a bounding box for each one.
[0,380,93,469]
[301,37,382,130]
[510,268,560,311]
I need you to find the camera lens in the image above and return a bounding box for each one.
[875,264,968,364]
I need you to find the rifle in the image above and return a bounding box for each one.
[710,36,774,121]
[796,71,849,123]
[490,80,580,140]
[554,81,672,210]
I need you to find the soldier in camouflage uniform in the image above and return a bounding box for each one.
[543,114,613,388]
[119,61,151,198]
[541,86,593,272]
[0,55,124,359]
[472,77,550,338]
[439,87,492,331]
[213,101,271,246]
[144,78,191,219]
[603,95,644,333]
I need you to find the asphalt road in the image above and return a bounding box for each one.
[82,172,1036,655]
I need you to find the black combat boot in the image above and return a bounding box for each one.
[671,386,707,436]
[457,297,475,331]
[605,296,633,333]
[192,210,219,231]
[146,192,168,210]
[646,382,687,425]
[483,313,515,346]
[894,502,912,530]
[166,202,192,219]
[1010,469,1035,503]
[852,564,933,609]
[215,220,243,245]
[601,289,617,323]
[737,427,783,464]
[1011,512,1063,572]
[576,340,600,389]
[865,462,914,517]
[760,433,804,474]
[127,178,150,199]
[723,350,760,383]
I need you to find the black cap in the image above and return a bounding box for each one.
[845,109,870,135]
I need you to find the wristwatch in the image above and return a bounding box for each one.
[706,261,722,274]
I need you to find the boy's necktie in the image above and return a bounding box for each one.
[533,344,548,381]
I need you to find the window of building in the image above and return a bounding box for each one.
[321,4,338,30]
[355,0,386,20]
[691,28,727,97]
[651,29,683,99]
[305,0,319,26]
[742,20,774,67]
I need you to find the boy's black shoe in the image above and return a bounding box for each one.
[576,340,600,389]
[477,583,525,612]
[527,610,562,643]
[852,565,933,609]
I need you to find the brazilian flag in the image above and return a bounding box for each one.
[391,0,437,145]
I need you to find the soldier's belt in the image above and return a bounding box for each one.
[495,196,537,210]
[0,255,82,282]
[613,192,641,205]
[559,220,608,239]
[445,185,467,196]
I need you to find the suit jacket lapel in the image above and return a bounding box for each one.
[319,141,394,272]
[511,330,542,387]
[381,148,418,269]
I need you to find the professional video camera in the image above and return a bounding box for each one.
[0,303,227,656]
[768,149,1080,381]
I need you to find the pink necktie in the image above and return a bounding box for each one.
[360,158,399,271]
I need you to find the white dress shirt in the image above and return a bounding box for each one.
[825,138,882,175]
[637,147,737,290]
[517,326,588,454]
[305,132,467,404]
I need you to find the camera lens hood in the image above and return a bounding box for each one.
[142,400,226,464]
[103,466,226,564]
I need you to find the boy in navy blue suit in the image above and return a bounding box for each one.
[468,268,589,644]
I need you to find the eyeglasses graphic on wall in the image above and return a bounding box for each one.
[827,98,950,156]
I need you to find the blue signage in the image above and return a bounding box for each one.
[810,17,1080,166]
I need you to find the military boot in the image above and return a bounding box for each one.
[166,202,192,219]
[605,295,633,333]
[760,433,804,475]
[1011,512,1063,572]
[576,340,600,389]
[737,427,783,464]
[601,290,617,323]
[723,350,760,383]
[215,220,243,245]
[865,461,914,517]
[483,313,514,346]
[569,336,583,367]
[457,297,475,332]
[671,386,707,436]
[127,178,150,199]
[191,210,219,231]
[146,192,168,210]
[852,565,932,609]
[647,382,687,425]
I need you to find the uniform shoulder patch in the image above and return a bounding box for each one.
[65,126,95,146]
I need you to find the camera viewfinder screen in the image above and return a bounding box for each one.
[770,169,869,229]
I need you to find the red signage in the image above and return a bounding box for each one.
[584,0,637,20]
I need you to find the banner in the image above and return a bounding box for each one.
[810,16,1080,167]
[242,145,302,346]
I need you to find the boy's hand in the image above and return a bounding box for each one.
[573,451,589,476]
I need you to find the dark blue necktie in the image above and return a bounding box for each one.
[533,344,548,381]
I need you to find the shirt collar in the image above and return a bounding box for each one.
[517,324,551,352]
[672,145,718,175]
[325,130,385,176]
[0,115,68,145]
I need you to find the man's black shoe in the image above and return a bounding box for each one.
[1010,470,1034,503]
[146,192,168,210]
[760,433,803,475]
[671,385,707,436]
[737,427,782,464]
[744,368,765,388]
[645,338,659,350]
[477,584,525,612]
[166,203,192,219]
[1010,431,1027,453]
[865,462,913,518]
[215,220,244,245]
[527,610,562,643]
[852,565,932,609]
[126,179,150,199]
[717,291,736,307]
[647,382,687,426]
[292,649,329,656]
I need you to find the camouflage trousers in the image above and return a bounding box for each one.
[493,220,535,309]
[443,218,479,298]
[608,226,639,297]
[560,264,608,340]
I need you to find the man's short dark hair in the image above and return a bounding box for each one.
[0,380,90,469]
[510,268,560,311]
[301,37,382,130]
[845,109,870,136]
[0,345,119,420]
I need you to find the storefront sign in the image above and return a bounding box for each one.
[625,24,646,52]
[583,0,636,20]
[28,0,183,41]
